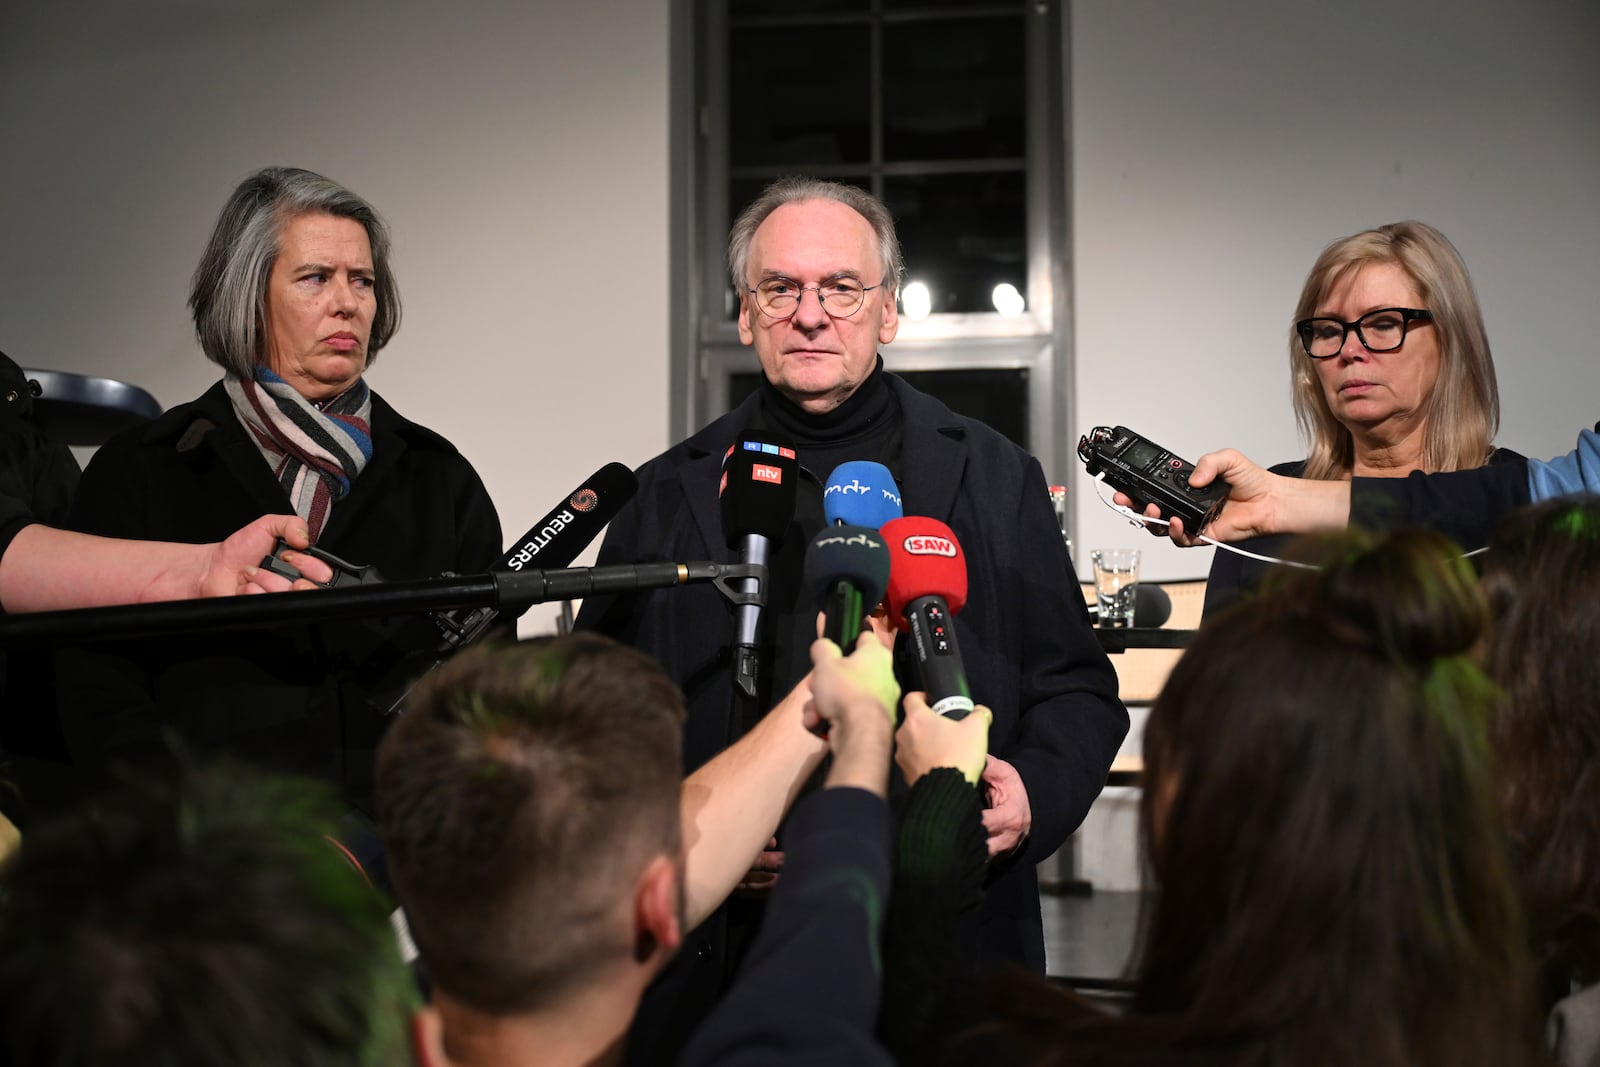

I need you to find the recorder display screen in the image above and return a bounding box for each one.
[1122,439,1161,470]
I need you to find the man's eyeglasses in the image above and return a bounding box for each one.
[747,276,883,320]
[1295,307,1434,359]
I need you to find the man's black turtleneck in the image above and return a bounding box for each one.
[741,356,903,724]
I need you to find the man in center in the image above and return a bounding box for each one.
[579,176,1126,1003]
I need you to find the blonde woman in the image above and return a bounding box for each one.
[1204,221,1521,614]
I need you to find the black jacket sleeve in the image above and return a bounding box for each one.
[878,768,987,1063]
[1350,460,1531,551]
[679,787,895,1067]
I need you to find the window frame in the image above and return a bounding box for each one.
[671,0,1076,500]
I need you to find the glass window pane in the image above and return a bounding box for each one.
[885,170,1027,315]
[882,16,1025,161]
[728,25,871,167]
[881,0,1025,9]
[732,0,866,14]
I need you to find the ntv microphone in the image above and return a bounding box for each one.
[804,525,890,651]
[823,460,903,528]
[882,516,974,720]
[720,431,798,701]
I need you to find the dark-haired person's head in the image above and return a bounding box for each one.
[1124,528,1540,1064]
[375,635,687,1039]
[974,530,1541,1065]
[1481,495,1600,997]
[0,763,414,1067]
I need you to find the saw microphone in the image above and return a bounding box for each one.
[804,525,890,651]
[882,516,974,720]
[823,460,903,528]
[720,431,798,701]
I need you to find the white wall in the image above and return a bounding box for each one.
[1070,0,1600,581]
[0,0,671,633]
[3,2,1597,600]
[1067,0,1600,889]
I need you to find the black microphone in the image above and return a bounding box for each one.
[1086,583,1172,628]
[494,559,749,605]
[499,462,639,574]
[434,462,639,648]
[803,525,890,651]
[719,431,798,701]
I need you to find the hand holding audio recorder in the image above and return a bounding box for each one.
[1077,425,1229,534]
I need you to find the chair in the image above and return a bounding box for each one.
[24,367,162,446]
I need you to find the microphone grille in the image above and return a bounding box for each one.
[881,516,969,627]
[804,525,892,606]
[823,461,903,528]
[719,431,799,546]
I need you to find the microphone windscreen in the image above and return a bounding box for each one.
[719,431,799,547]
[1133,583,1173,628]
[882,516,968,628]
[803,525,891,606]
[823,461,903,528]
[499,462,639,572]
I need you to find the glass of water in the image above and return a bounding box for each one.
[1091,549,1141,627]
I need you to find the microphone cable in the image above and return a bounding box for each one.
[1084,473,1488,567]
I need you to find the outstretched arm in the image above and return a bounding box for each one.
[681,635,901,1067]
[677,633,901,930]
[678,667,828,929]
[0,515,333,613]
[1117,448,1352,545]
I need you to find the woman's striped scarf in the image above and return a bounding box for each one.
[224,368,373,541]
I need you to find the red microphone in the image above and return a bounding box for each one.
[882,516,974,720]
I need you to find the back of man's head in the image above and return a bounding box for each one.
[0,763,414,1067]
[376,634,686,1016]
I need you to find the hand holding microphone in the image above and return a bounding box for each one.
[896,691,991,788]
[806,634,900,796]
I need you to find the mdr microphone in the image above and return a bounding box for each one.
[803,525,891,651]
[882,516,975,720]
[823,460,903,528]
[720,431,799,701]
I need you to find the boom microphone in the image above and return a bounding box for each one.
[882,516,974,720]
[432,462,639,649]
[823,460,903,528]
[500,462,639,574]
[804,525,890,651]
[495,559,752,603]
[720,431,799,701]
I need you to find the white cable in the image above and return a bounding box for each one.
[1087,474,1318,570]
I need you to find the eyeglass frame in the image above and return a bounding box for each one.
[745,275,887,321]
[1294,307,1434,360]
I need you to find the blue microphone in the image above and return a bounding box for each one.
[823,461,903,528]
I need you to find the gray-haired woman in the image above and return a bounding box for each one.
[62,166,502,801]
